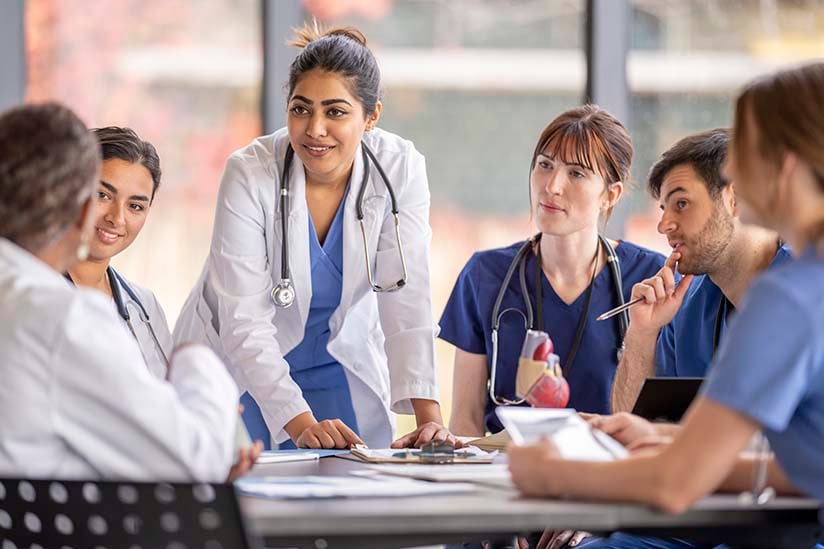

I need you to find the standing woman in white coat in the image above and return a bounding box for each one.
[176,23,453,449]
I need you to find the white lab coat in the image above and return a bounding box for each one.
[174,127,439,447]
[0,238,239,482]
[110,268,174,380]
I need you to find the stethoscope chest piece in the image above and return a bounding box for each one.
[271,279,296,308]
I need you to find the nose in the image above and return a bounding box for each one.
[657,208,677,235]
[306,112,327,139]
[103,201,126,228]
[544,168,565,195]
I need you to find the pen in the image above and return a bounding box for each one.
[595,296,644,321]
[597,260,682,322]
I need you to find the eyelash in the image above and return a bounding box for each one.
[289,105,348,118]
[96,192,145,212]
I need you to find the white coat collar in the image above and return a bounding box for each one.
[0,238,71,288]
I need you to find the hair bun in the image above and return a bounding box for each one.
[289,20,367,49]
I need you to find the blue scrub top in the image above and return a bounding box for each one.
[656,245,792,378]
[242,186,359,449]
[439,240,665,433]
[703,245,824,501]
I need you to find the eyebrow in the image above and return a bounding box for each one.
[100,180,150,203]
[537,154,591,171]
[663,186,688,203]
[290,95,353,107]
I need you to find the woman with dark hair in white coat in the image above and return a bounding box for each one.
[175,23,454,450]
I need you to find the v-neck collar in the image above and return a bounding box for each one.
[531,246,615,310]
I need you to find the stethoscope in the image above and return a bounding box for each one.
[489,233,628,406]
[108,268,170,368]
[271,141,408,309]
[64,268,170,367]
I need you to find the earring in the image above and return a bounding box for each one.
[76,233,90,261]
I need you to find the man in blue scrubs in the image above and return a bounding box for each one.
[611,129,789,413]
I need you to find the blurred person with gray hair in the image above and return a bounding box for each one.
[0,102,239,482]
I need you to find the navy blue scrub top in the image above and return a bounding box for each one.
[656,244,792,378]
[241,186,359,449]
[439,240,665,433]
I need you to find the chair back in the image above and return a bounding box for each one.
[0,477,254,548]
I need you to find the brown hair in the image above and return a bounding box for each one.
[287,21,380,117]
[648,128,731,200]
[734,62,824,242]
[531,104,633,221]
[0,103,100,252]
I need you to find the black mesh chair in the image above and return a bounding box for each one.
[0,477,257,549]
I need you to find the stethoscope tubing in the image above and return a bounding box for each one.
[272,139,407,308]
[109,267,170,368]
[488,235,627,406]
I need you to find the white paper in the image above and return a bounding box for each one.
[364,463,513,489]
[255,452,320,464]
[235,475,476,499]
[496,408,628,461]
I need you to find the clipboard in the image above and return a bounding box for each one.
[349,445,497,464]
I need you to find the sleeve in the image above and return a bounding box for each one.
[655,322,678,377]
[207,155,310,441]
[701,277,819,432]
[438,256,487,355]
[374,147,440,413]
[54,295,239,482]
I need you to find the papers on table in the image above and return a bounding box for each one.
[496,407,628,461]
[464,430,511,452]
[363,463,513,489]
[349,445,497,464]
[235,475,476,499]
[256,451,320,465]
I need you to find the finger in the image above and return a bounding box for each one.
[633,281,657,305]
[570,531,591,546]
[578,412,598,421]
[390,432,415,449]
[537,530,556,549]
[333,419,365,447]
[660,265,677,296]
[649,275,667,301]
[251,441,264,461]
[664,251,681,271]
[548,530,573,549]
[673,274,695,302]
[302,432,321,449]
[322,422,348,449]
[414,423,441,447]
[315,429,337,449]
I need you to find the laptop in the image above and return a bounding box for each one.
[631,377,704,422]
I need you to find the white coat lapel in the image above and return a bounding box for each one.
[288,152,311,326]
[337,141,385,314]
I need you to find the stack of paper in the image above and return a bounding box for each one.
[364,463,513,489]
[235,475,475,499]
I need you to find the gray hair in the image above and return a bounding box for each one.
[0,103,100,252]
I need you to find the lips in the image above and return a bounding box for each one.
[669,240,686,253]
[95,227,124,245]
[539,201,565,214]
[302,143,335,157]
